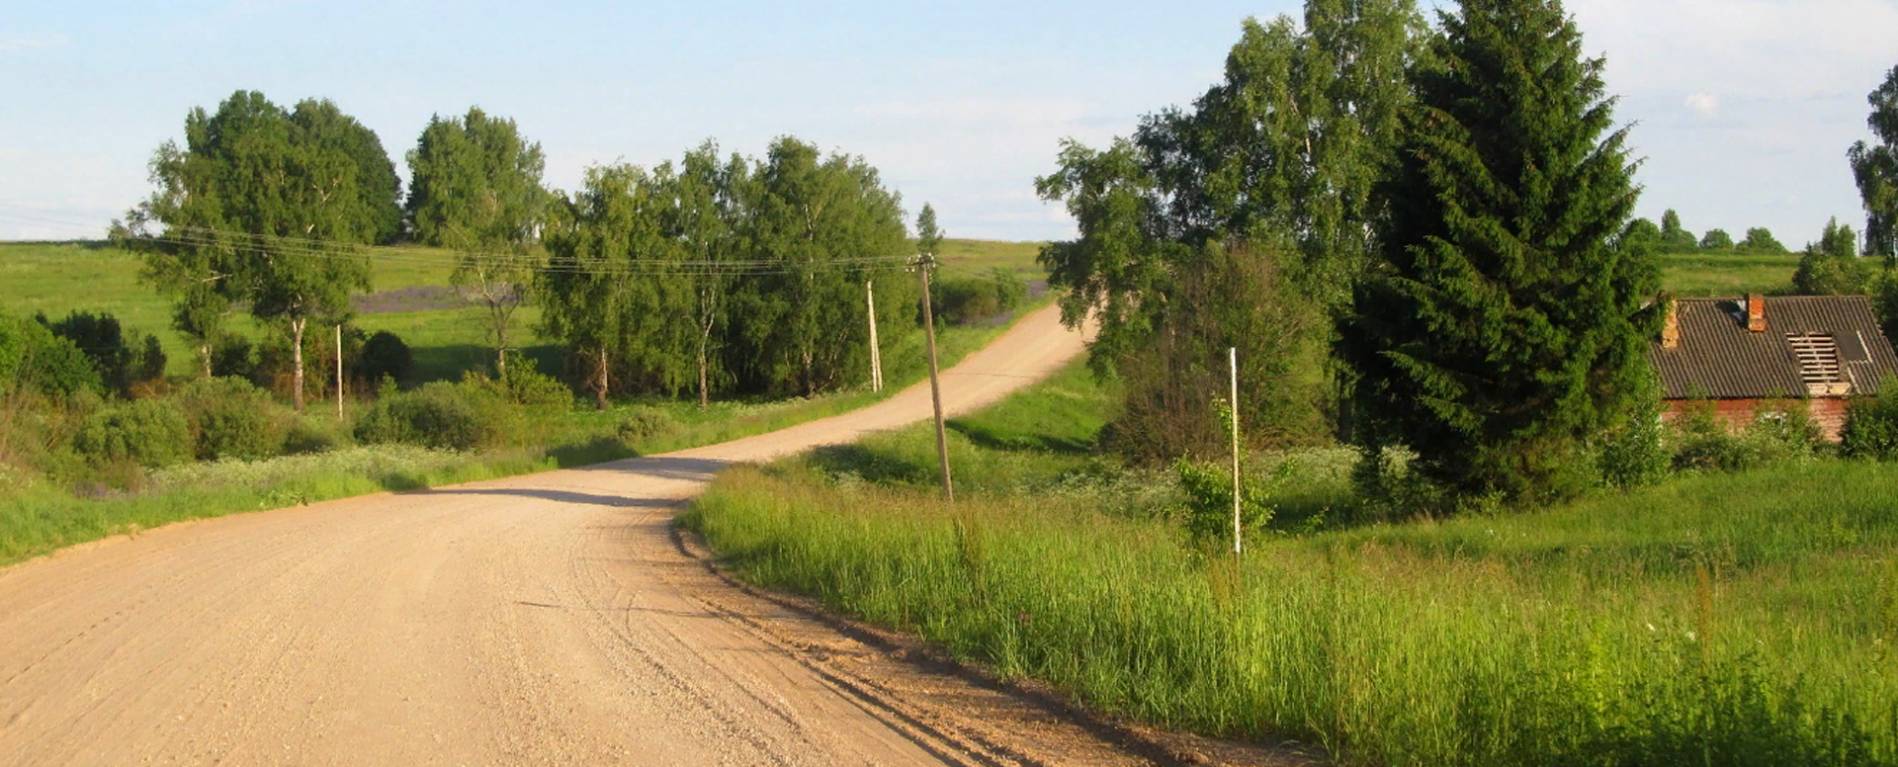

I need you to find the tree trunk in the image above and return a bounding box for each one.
[697,320,713,410]
[290,317,307,412]
[492,300,510,378]
[198,343,212,379]
[595,346,609,411]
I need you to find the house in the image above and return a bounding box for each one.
[1650,293,1898,441]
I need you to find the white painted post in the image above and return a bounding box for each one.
[1230,346,1241,557]
[335,324,345,421]
[866,279,883,392]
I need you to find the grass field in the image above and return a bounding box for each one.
[1660,250,1800,296]
[684,361,1898,767]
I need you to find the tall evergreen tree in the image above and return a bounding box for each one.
[1340,0,1659,502]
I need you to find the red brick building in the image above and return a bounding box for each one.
[1650,294,1898,441]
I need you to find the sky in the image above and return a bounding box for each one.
[0,0,1893,245]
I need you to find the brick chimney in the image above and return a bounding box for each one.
[1747,293,1766,333]
[1661,298,1681,349]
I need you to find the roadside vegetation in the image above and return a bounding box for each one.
[687,360,1898,766]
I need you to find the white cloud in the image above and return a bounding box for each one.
[1684,92,1720,118]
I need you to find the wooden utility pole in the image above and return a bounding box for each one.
[1229,346,1242,556]
[865,279,883,392]
[335,324,345,421]
[918,255,954,502]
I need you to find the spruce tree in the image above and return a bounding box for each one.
[1340,0,1659,503]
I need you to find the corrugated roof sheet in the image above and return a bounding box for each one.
[1650,295,1898,399]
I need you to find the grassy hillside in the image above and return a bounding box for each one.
[1659,250,1800,296]
[685,361,1898,766]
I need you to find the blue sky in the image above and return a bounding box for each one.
[1,0,1894,245]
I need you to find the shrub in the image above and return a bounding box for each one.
[1668,400,1818,473]
[616,406,679,446]
[71,399,191,468]
[0,315,101,397]
[487,363,572,412]
[357,331,412,385]
[37,310,166,395]
[1595,409,1667,488]
[210,336,257,381]
[1172,458,1275,545]
[172,377,290,460]
[283,415,352,455]
[931,268,1027,325]
[354,381,518,451]
[1842,389,1898,460]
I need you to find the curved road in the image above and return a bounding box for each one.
[0,305,1193,766]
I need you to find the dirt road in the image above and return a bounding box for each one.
[0,304,1246,766]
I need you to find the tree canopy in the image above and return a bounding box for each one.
[1851,64,1898,263]
[1660,209,1697,251]
[1339,0,1658,503]
[540,137,915,407]
[1037,2,1421,458]
[1738,227,1787,254]
[405,107,551,374]
[123,90,378,408]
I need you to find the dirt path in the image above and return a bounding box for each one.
[0,305,1294,765]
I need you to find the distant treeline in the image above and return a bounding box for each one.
[113,92,936,409]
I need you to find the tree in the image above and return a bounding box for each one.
[1850,64,1898,264]
[1038,3,1420,456]
[916,203,943,256]
[291,99,402,244]
[406,107,550,375]
[724,138,912,397]
[1699,228,1734,251]
[122,90,375,411]
[667,143,745,409]
[1660,209,1697,251]
[1340,0,1659,503]
[1794,218,1871,294]
[541,165,636,410]
[1738,227,1787,254]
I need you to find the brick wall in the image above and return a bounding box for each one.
[1661,398,1851,442]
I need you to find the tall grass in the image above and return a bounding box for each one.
[683,364,1898,766]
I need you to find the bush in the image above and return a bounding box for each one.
[172,377,290,460]
[616,406,679,446]
[1668,401,1818,473]
[357,331,412,385]
[37,310,166,396]
[1595,409,1667,488]
[71,399,191,468]
[283,415,352,455]
[486,363,572,412]
[1841,389,1898,460]
[210,336,257,381]
[1172,458,1274,545]
[931,268,1028,325]
[354,381,518,451]
[0,314,101,397]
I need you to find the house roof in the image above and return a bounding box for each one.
[1651,295,1898,399]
